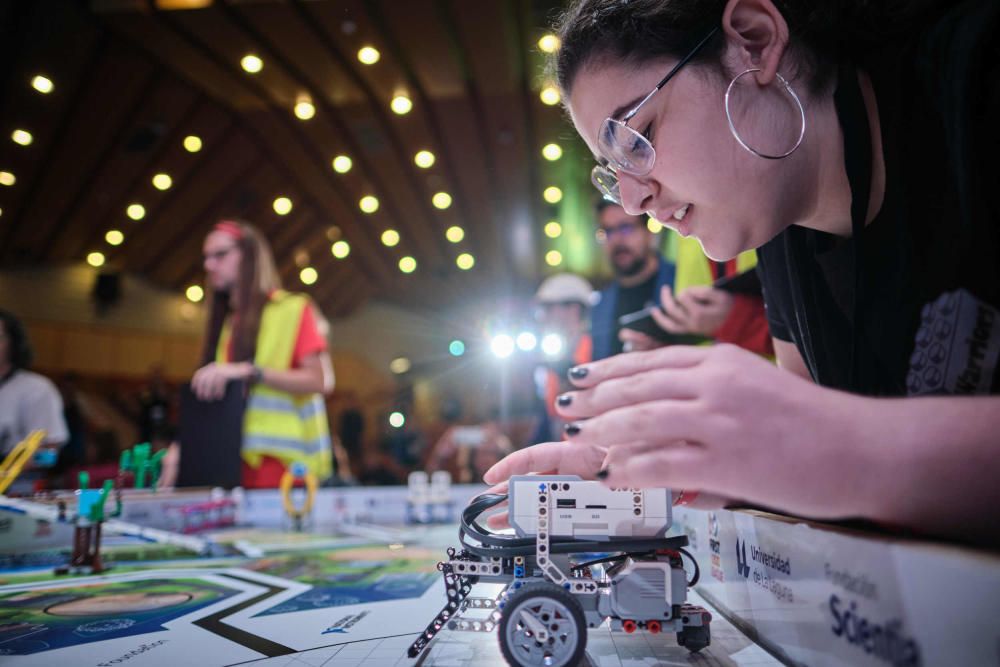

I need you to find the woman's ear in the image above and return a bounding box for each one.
[721,0,789,86]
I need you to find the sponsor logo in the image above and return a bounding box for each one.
[829,594,921,666]
[322,610,370,635]
[735,539,750,578]
[824,562,879,601]
[735,538,793,603]
[708,513,724,582]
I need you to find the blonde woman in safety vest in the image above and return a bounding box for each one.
[187,220,335,488]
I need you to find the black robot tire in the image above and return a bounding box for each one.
[498,582,587,667]
[677,623,711,653]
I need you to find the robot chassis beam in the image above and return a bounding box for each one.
[408,476,711,667]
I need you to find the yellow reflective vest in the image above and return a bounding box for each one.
[673,236,758,293]
[217,291,332,480]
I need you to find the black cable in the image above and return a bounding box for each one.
[457,492,686,559]
[679,547,700,587]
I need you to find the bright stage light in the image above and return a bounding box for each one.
[516,332,537,352]
[490,334,515,359]
[541,333,565,357]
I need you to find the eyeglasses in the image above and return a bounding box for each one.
[591,27,719,204]
[203,246,237,262]
[596,220,643,243]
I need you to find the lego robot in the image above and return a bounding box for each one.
[408,475,711,666]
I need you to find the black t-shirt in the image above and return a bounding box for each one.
[758,0,1000,396]
[611,271,659,355]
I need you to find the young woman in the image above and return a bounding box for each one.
[173,221,335,488]
[486,0,1000,544]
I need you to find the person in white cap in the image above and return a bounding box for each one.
[529,273,594,444]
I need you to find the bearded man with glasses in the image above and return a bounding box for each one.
[590,199,675,359]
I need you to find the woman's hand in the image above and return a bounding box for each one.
[191,362,253,401]
[482,440,609,529]
[492,344,881,521]
[654,285,733,337]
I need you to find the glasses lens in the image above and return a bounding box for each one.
[598,118,655,175]
[591,165,620,204]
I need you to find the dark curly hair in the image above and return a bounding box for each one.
[554,0,946,97]
[0,309,33,371]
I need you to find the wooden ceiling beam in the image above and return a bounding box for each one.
[0,35,111,264]
[107,10,396,290]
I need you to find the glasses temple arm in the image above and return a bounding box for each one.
[623,26,720,124]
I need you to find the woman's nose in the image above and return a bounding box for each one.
[616,171,654,216]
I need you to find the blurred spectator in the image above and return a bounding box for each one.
[426,418,512,484]
[0,310,68,483]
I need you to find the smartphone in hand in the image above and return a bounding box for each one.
[617,306,708,345]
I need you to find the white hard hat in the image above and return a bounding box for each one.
[535,273,595,306]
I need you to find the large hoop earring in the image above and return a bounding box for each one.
[724,68,805,160]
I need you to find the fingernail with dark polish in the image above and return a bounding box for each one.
[564,422,581,437]
[568,366,589,380]
[556,394,573,407]
[596,468,609,480]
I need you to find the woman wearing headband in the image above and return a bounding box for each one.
[486,0,1000,544]
[184,221,335,488]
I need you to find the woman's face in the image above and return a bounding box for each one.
[568,57,805,261]
[203,230,243,292]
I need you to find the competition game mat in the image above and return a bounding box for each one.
[0,486,779,667]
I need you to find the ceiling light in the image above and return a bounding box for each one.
[538,34,560,53]
[389,411,406,427]
[299,267,318,285]
[87,252,105,268]
[414,150,435,168]
[358,46,380,65]
[647,217,663,233]
[390,358,411,374]
[541,143,562,161]
[294,99,315,120]
[432,192,452,209]
[539,86,560,106]
[398,256,417,273]
[359,195,379,214]
[445,226,464,243]
[381,229,400,247]
[0,172,15,186]
[545,250,563,266]
[273,196,293,215]
[544,221,562,238]
[152,173,172,190]
[391,95,412,115]
[517,332,537,352]
[185,285,204,303]
[31,75,54,94]
[456,253,475,270]
[105,230,124,246]
[241,54,263,73]
[183,135,202,152]
[127,203,146,220]
[11,129,32,146]
[543,186,562,204]
[332,155,352,173]
[331,240,351,258]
